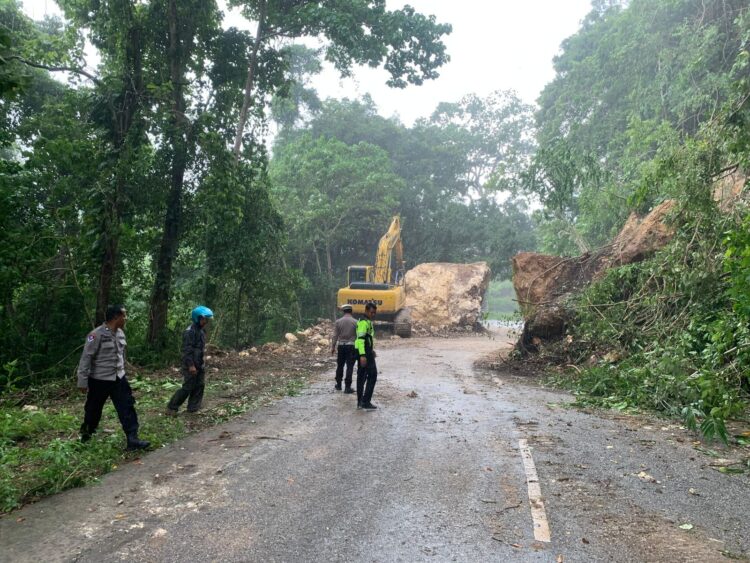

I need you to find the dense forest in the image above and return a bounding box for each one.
[2,0,750,439]
[0,0,536,387]
[529,0,750,439]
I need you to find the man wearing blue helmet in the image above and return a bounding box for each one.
[166,305,214,415]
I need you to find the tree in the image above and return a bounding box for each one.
[270,133,402,318]
[146,0,220,348]
[53,0,153,324]
[431,90,535,199]
[522,140,604,254]
[229,0,452,162]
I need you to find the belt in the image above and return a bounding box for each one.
[338,341,355,346]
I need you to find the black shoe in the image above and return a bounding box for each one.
[361,403,377,410]
[126,437,151,451]
[343,387,354,394]
[334,383,342,391]
[357,401,362,409]
[80,423,94,443]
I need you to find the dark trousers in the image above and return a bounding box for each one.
[356,355,378,405]
[167,368,205,412]
[335,345,356,388]
[81,376,139,437]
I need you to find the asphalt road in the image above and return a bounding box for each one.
[2,331,749,562]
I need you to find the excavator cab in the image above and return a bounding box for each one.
[347,266,371,285]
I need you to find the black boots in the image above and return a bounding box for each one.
[343,387,354,394]
[334,382,342,391]
[126,434,151,451]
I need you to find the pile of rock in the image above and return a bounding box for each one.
[236,319,334,359]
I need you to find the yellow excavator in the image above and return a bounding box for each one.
[336,215,412,337]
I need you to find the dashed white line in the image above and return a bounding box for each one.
[518,438,551,542]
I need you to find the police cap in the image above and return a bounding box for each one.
[340,304,353,312]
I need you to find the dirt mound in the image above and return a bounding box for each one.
[512,252,606,318]
[513,201,677,350]
[405,262,491,332]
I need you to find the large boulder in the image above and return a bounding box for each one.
[405,262,491,331]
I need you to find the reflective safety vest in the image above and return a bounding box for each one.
[355,318,375,357]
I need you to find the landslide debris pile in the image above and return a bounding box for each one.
[209,320,337,372]
[513,201,676,352]
[405,262,491,334]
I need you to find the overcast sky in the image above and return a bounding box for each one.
[22,0,593,124]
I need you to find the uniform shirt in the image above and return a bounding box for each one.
[116,329,127,379]
[354,318,375,358]
[331,314,358,347]
[182,322,206,371]
[77,324,125,387]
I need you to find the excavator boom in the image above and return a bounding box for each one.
[373,216,405,284]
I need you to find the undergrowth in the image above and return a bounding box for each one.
[553,139,750,443]
[0,367,313,513]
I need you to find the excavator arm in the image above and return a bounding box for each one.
[373,216,405,284]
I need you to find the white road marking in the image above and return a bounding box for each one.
[518,438,551,543]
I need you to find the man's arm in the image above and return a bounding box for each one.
[182,329,197,373]
[77,332,99,389]
[331,321,340,354]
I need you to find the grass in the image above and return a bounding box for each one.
[0,364,315,513]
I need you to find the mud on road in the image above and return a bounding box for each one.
[1,330,749,562]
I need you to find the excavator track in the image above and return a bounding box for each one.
[393,308,412,338]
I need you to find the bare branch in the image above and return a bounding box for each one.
[6,55,101,86]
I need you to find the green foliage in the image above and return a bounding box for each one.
[272,94,537,303]
[520,0,750,438]
[0,0,457,379]
[0,366,314,512]
[230,0,452,88]
[270,132,402,321]
[558,135,750,441]
[484,279,519,319]
[532,0,750,251]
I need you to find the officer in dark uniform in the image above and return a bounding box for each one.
[167,305,213,414]
[355,302,378,410]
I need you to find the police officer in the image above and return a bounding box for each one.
[331,304,357,393]
[167,306,213,414]
[355,302,378,410]
[77,304,150,450]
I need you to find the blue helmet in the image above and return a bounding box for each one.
[191,305,214,323]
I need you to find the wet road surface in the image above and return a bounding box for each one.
[2,331,748,562]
